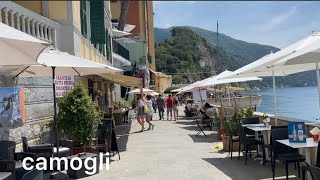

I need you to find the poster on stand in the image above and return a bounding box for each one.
[192,90,207,103]
[0,87,25,127]
[288,122,306,143]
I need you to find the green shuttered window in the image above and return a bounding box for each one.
[80,0,87,38]
[90,0,106,44]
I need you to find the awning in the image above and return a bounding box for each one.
[112,29,131,38]
[113,53,131,66]
[99,73,142,88]
[112,23,136,33]
[149,68,171,77]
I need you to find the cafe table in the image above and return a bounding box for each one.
[277,138,318,180]
[242,124,271,161]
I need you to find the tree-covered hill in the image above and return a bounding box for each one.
[155,26,317,88]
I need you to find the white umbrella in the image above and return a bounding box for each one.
[0,48,122,156]
[149,92,159,96]
[0,22,49,65]
[0,49,122,77]
[223,32,320,124]
[128,88,154,94]
[274,32,320,115]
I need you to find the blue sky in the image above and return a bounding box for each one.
[153,1,320,48]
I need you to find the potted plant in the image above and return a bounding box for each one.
[113,98,129,125]
[57,82,101,154]
[221,108,244,152]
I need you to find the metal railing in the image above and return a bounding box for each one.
[112,39,129,60]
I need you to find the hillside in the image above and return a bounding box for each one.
[155,26,317,88]
[155,26,279,65]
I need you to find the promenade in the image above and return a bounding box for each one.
[84,106,300,180]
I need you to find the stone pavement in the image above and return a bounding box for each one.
[84,106,300,180]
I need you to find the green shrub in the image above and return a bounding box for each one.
[57,81,101,147]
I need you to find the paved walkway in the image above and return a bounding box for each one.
[84,106,300,180]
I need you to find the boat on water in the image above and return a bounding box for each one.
[206,95,262,108]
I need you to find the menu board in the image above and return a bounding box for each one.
[55,76,74,97]
[288,122,306,143]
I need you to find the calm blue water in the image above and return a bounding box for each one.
[251,86,320,121]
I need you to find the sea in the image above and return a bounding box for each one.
[251,86,320,122]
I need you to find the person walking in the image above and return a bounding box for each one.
[145,95,155,130]
[156,94,165,120]
[173,95,179,121]
[136,95,146,132]
[166,94,173,120]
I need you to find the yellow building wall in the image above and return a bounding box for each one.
[14,1,42,15]
[79,38,85,58]
[48,1,68,21]
[110,1,121,19]
[72,1,81,32]
[84,44,91,60]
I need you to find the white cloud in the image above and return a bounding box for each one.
[164,24,172,28]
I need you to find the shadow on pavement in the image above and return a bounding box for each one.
[202,157,299,180]
[114,120,136,153]
[188,133,220,143]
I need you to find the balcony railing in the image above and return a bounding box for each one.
[0,1,61,48]
[112,39,129,60]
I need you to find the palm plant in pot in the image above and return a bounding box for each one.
[221,108,244,152]
[57,81,101,154]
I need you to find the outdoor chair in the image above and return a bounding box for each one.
[0,144,16,180]
[306,162,320,180]
[20,169,43,180]
[301,141,320,180]
[0,141,15,160]
[271,128,305,180]
[237,123,266,165]
[127,109,136,122]
[21,137,53,158]
[39,131,73,158]
[195,114,211,136]
[263,126,288,163]
[242,117,263,140]
[225,122,239,159]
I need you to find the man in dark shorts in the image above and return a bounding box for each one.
[166,94,173,120]
[156,94,165,120]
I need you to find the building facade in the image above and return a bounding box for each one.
[0,1,121,141]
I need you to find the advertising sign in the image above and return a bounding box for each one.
[288,122,306,143]
[0,87,25,127]
[55,76,74,97]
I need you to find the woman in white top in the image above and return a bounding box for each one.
[136,95,146,132]
[145,95,155,130]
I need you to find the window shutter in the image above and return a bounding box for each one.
[148,55,152,64]
[90,0,106,44]
[80,0,87,37]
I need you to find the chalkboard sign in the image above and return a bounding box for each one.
[288,122,306,143]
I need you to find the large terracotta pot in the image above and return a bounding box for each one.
[72,147,96,155]
[221,134,243,152]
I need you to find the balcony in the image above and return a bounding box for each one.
[112,39,130,60]
[0,1,61,48]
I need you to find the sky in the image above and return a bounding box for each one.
[153,1,320,48]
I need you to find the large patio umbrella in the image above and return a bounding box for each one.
[128,88,154,94]
[222,32,320,124]
[0,48,122,156]
[0,22,49,65]
[274,32,320,115]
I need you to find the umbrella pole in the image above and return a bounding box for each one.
[52,66,59,157]
[272,71,278,126]
[199,87,204,106]
[316,63,320,117]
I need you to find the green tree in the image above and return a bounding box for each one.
[57,81,101,146]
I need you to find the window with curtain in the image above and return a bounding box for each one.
[80,0,87,38]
